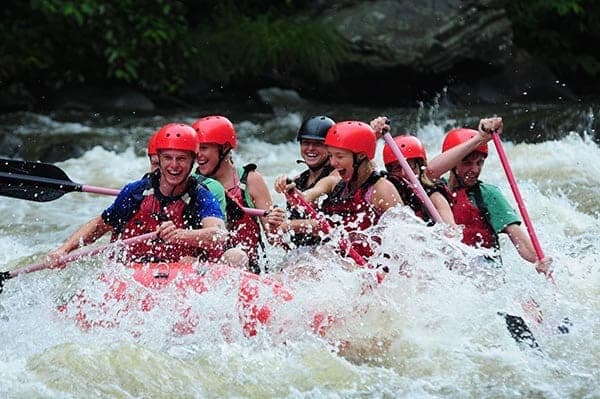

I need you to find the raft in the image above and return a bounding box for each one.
[58,262,295,337]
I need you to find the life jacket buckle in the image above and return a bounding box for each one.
[153,262,170,279]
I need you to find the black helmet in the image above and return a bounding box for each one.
[296,116,335,142]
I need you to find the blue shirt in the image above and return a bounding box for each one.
[102,175,223,234]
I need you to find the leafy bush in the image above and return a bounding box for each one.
[0,0,347,95]
[507,0,600,86]
[190,13,348,84]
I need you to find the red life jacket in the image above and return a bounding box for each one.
[451,187,497,249]
[287,164,335,247]
[115,189,218,263]
[321,172,383,259]
[387,174,452,225]
[225,164,263,273]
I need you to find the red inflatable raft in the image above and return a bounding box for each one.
[58,262,295,337]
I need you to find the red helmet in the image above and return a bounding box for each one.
[383,135,427,165]
[442,128,488,155]
[324,121,376,160]
[154,123,198,153]
[192,115,237,149]
[146,131,158,156]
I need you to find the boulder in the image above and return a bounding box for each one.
[312,0,575,104]
[49,86,155,112]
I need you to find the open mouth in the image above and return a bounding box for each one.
[165,169,184,177]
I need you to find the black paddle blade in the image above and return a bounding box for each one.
[499,312,540,350]
[0,158,81,202]
[0,271,10,294]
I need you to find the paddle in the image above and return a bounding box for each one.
[0,232,157,294]
[489,134,554,283]
[0,158,267,216]
[486,131,563,347]
[0,158,119,201]
[382,132,443,224]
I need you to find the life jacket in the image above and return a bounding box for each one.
[115,176,218,262]
[293,164,334,192]
[287,164,335,247]
[225,164,264,274]
[387,174,452,225]
[320,171,384,259]
[451,183,499,249]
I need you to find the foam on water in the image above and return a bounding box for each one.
[1,114,599,398]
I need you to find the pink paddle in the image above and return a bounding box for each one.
[2,232,157,283]
[383,132,443,223]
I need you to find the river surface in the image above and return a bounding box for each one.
[0,96,599,398]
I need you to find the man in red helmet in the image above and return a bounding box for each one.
[426,117,552,276]
[45,123,226,266]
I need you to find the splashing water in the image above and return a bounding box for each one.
[0,111,599,398]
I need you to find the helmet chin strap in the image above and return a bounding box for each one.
[205,145,232,177]
[350,154,367,186]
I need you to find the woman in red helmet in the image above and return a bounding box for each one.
[276,121,402,261]
[426,117,552,276]
[383,135,455,226]
[193,115,285,274]
[45,123,226,266]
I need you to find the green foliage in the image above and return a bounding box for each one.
[26,0,191,92]
[507,0,600,83]
[0,0,347,95]
[191,14,348,84]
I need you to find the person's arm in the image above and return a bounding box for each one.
[503,223,553,277]
[429,191,456,226]
[45,215,112,268]
[426,117,501,181]
[273,174,324,237]
[303,174,339,204]
[158,217,226,248]
[247,171,286,238]
[371,178,403,214]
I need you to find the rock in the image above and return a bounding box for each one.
[323,0,513,72]
[447,49,577,104]
[311,0,575,104]
[50,86,155,112]
[0,83,35,112]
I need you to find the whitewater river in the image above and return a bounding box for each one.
[0,98,598,398]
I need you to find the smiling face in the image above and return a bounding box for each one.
[157,149,195,192]
[328,146,357,181]
[196,143,222,176]
[300,139,329,169]
[454,151,486,187]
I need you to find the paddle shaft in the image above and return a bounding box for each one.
[0,158,265,215]
[7,232,158,279]
[491,134,545,260]
[383,132,443,224]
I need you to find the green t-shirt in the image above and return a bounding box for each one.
[471,183,521,234]
[194,173,227,220]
